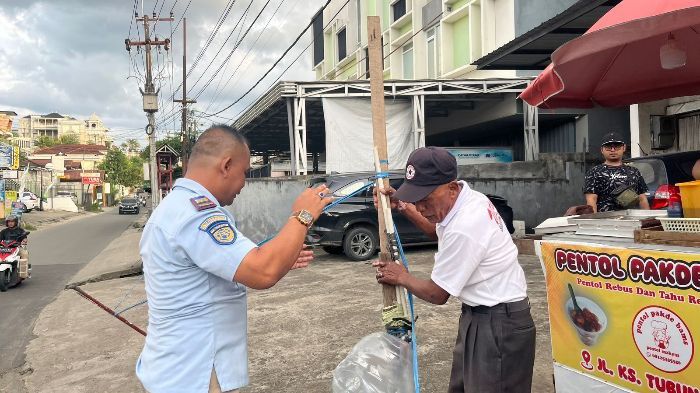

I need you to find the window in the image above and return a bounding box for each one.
[312,11,324,66]
[336,180,367,197]
[426,27,440,78]
[337,27,347,62]
[392,0,406,22]
[402,42,414,79]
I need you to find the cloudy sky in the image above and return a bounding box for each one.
[0,0,326,145]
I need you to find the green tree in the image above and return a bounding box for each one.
[58,133,79,144]
[126,139,141,153]
[35,136,56,148]
[123,156,145,188]
[98,147,129,186]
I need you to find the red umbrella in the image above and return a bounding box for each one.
[520,0,700,108]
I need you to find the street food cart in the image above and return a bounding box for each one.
[519,0,700,391]
[535,210,700,393]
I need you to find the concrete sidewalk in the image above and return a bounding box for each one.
[66,213,146,287]
[16,239,555,393]
[22,209,94,231]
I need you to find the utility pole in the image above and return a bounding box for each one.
[174,18,196,174]
[125,12,173,209]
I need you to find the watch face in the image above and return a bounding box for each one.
[300,210,314,225]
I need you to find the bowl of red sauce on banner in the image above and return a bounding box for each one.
[565,296,607,346]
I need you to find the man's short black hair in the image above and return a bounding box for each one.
[190,124,248,160]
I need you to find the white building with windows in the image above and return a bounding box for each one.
[15,112,113,152]
[312,0,516,82]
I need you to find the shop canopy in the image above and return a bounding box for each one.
[519,0,700,109]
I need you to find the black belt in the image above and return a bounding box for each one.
[462,298,530,315]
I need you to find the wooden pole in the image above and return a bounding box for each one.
[367,16,397,308]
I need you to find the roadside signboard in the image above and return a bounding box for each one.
[5,190,17,218]
[11,201,23,220]
[0,144,12,169]
[1,170,18,179]
[444,147,513,165]
[538,241,700,393]
[11,146,19,170]
[81,172,102,185]
[81,176,102,185]
[0,180,5,219]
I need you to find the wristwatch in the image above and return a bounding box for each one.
[291,210,314,227]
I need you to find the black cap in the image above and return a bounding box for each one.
[601,132,625,146]
[394,147,457,203]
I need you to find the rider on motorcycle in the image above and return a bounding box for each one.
[0,215,29,278]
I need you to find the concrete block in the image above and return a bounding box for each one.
[513,220,526,237]
[514,235,543,256]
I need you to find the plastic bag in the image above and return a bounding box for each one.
[332,332,415,393]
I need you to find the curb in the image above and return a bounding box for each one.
[65,214,148,288]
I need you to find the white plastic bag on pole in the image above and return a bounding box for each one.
[332,332,415,393]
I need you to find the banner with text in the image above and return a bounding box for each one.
[538,241,700,393]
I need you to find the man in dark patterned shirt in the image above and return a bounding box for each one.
[584,132,650,212]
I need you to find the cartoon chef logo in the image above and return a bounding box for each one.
[406,165,416,180]
[651,321,671,350]
[632,306,693,373]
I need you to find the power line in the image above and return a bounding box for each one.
[219,36,313,123]
[192,0,273,100]
[208,4,442,123]
[168,0,240,107]
[187,0,238,78]
[186,0,258,96]
[171,0,192,33]
[127,0,139,37]
[201,5,251,106]
[152,0,171,30]
[203,0,341,119]
[203,0,292,114]
[152,0,161,15]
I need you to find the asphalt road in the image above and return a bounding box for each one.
[0,208,143,374]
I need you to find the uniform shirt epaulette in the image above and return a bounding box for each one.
[190,195,217,211]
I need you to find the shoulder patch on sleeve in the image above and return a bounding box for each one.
[190,196,217,211]
[199,214,228,231]
[207,222,237,245]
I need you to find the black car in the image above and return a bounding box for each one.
[307,172,514,261]
[119,198,141,215]
[626,150,700,209]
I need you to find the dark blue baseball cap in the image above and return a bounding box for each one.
[601,132,625,146]
[394,147,458,203]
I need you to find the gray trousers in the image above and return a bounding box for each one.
[447,298,536,393]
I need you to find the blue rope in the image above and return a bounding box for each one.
[114,299,148,316]
[252,177,421,391]
[258,178,380,246]
[394,223,421,393]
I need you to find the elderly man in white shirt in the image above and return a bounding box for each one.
[374,146,536,393]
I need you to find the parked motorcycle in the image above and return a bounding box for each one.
[0,232,30,292]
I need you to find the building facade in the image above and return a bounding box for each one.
[15,112,113,152]
[313,0,516,81]
[309,0,630,160]
[0,111,17,138]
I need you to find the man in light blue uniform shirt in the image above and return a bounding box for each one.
[137,125,331,393]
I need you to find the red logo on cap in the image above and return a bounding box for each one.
[406,165,416,180]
